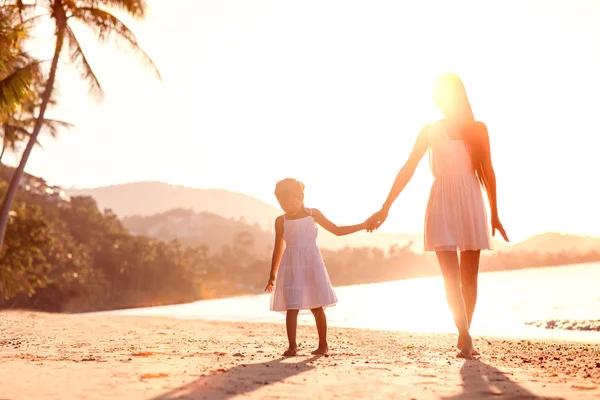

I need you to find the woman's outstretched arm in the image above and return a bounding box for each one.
[366,126,429,231]
[381,126,430,210]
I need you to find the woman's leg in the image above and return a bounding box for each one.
[460,250,481,328]
[436,251,474,358]
[457,250,481,354]
[310,307,329,355]
[284,310,299,356]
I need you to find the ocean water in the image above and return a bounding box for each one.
[105,263,600,343]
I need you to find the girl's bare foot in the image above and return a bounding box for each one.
[311,346,329,356]
[283,347,297,357]
[457,334,480,355]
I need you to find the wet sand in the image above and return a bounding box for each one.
[1,311,599,399]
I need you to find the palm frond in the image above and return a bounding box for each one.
[0,124,30,153]
[64,25,104,99]
[19,117,74,138]
[14,0,38,21]
[7,125,46,150]
[0,124,24,152]
[43,120,69,138]
[0,3,38,39]
[22,14,49,30]
[87,0,148,19]
[0,60,40,122]
[41,118,72,138]
[71,6,161,80]
[1,118,65,151]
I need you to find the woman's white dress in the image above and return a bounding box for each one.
[270,210,338,314]
[424,121,493,252]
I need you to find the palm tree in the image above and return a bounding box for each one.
[0,0,161,250]
[0,2,41,124]
[1,87,73,164]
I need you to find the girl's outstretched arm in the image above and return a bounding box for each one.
[265,216,285,292]
[312,209,365,236]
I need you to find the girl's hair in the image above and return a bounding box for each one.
[434,73,488,191]
[274,178,305,202]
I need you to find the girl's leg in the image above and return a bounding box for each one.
[284,310,299,356]
[456,250,481,354]
[310,307,328,355]
[436,251,474,358]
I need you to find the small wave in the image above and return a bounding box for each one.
[525,319,600,332]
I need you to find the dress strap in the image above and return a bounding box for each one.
[430,121,441,145]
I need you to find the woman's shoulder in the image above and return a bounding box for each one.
[417,120,442,142]
[473,120,487,130]
[467,120,489,140]
[424,119,443,131]
[420,119,446,137]
[435,118,488,135]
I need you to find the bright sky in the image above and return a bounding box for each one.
[9,0,600,242]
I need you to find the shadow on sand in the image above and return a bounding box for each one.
[150,356,318,400]
[443,359,565,400]
[150,356,570,399]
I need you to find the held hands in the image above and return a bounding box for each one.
[264,278,275,292]
[365,208,389,233]
[365,208,509,242]
[491,215,509,242]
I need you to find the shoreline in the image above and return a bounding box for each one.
[2,311,599,399]
[53,261,599,315]
[104,309,600,346]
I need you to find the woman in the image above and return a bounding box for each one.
[365,73,509,358]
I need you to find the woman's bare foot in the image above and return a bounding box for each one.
[311,346,329,356]
[457,348,474,359]
[456,335,475,359]
[283,347,297,357]
[457,334,480,356]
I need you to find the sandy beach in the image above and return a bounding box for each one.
[1,311,599,399]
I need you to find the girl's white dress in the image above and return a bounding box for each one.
[270,209,338,314]
[424,121,493,252]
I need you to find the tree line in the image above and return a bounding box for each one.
[0,0,160,257]
[1,173,598,313]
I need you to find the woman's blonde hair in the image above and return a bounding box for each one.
[434,73,489,191]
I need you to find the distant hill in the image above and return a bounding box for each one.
[68,182,422,251]
[68,181,600,254]
[68,182,281,229]
[122,209,423,253]
[510,232,600,253]
[122,208,274,254]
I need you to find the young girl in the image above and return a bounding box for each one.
[265,178,366,357]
